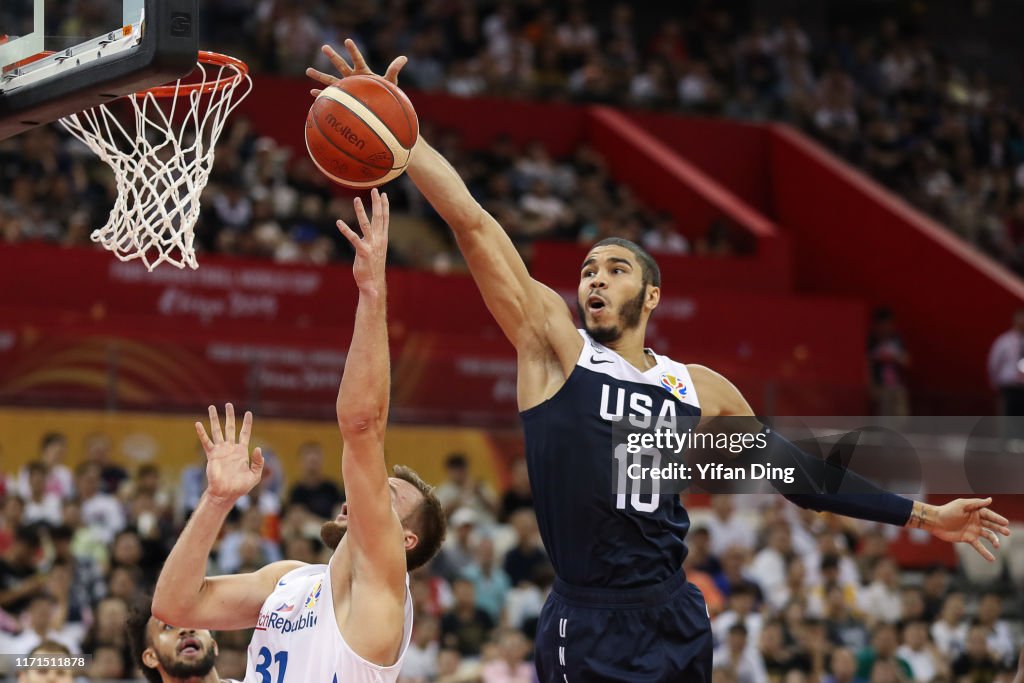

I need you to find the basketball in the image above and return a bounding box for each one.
[305,75,419,189]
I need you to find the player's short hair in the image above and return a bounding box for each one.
[127,596,162,683]
[591,237,661,288]
[393,465,446,571]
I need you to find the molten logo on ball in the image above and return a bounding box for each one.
[325,114,366,150]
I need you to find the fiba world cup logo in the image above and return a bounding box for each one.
[305,580,323,610]
[660,373,688,402]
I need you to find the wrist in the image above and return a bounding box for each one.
[202,490,236,511]
[906,501,937,530]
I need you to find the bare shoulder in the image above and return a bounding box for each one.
[687,364,753,417]
[532,282,583,364]
[256,560,309,586]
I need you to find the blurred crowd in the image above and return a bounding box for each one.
[1,432,1021,682]
[9,1,1022,273]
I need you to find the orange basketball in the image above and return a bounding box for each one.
[305,75,419,188]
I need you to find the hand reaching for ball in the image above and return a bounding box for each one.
[306,39,407,97]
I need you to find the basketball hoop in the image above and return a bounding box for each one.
[60,51,252,270]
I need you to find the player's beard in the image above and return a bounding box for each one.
[578,285,646,345]
[159,646,216,679]
[320,520,346,550]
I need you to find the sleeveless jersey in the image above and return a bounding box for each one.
[244,562,413,683]
[521,330,701,588]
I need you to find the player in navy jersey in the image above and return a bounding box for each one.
[309,42,1012,683]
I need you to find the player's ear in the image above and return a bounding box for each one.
[141,646,159,670]
[645,285,660,311]
[403,528,419,552]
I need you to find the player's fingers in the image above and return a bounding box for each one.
[224,402,235,442]
[981,507,1010,527]
[963,497,993,511]
[322,44,353,76]
[305,67,337,87]
[354,196,370,231]
[982,518,1011,537]
[208,405,223,444]
[239,411,253,449]
[195,422,214,454]
[345,39,369,72]
[370,188,382,233]
[250,447,264,474]
[384,56,407,84]
[971,538,995,562]
[381,192,390,240]
[336,219,362,248]
[310,88,323,98]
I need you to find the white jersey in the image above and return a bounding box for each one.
[244,562,413,683]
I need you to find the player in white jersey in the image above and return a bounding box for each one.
[152,189,447,683]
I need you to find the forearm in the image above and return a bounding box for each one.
[152,492,233,622]
[760,429,914,526]
[337,288,388,428]
[407,139,484,232]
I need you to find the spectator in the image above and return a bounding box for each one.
[75,462,126,545]
[707,495,757,557]
[750,524,791,598]
[976,592,1015,664]
[460,537,511,622]
[82,433,128,495]
[498,459,532,523]
[49,524,102,625]
[0,495,25,554]
[951,623,1002,681]
[988,309,1024,416]
[217,506,282,574]
[896,620,945,682]
[401,615,441,682]
[16,433,73,501]
[15,640,75,683]
[713,583,764,647]
[855,623,913,680]
[930,592,967,656]
[21,462,62,528]
[433,507,480,584]
[867,308,910,416]
[441,578,495,658]
[481,628,534,683]
[858,557,902,626]
[502,509,547,588]
[0,526,45,614]
[713,623,768,683]
[824,647,867,683]
[436,453,499,523]
[80,596,132,675]
[920,566,951,622]
[286,441,344,519]
[0,592,80,655]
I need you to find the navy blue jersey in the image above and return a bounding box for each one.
[521,330,701,589]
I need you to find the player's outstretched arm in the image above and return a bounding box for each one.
[690,364,1011,562]
[152,404,303,630]
[307,41,579,364]
[334,190,407,594]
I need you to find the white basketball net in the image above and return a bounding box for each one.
[60,56,252,270]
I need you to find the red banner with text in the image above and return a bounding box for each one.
[0,244,867,423]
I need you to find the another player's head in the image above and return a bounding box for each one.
[578,238,661,344]
[17,641,72,683]
[128,596,220,683]
[320,464,446,571]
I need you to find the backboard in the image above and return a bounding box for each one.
[0,0,198,140]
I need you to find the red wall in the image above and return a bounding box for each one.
[625,111,775,218]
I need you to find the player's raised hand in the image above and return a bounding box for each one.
[922,497,1011,562]
[306,38,407,96]
[337,189,389,293]
[195,403,263,506]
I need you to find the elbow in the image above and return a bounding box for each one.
[337,411,385,438]
[151,590,182,625]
